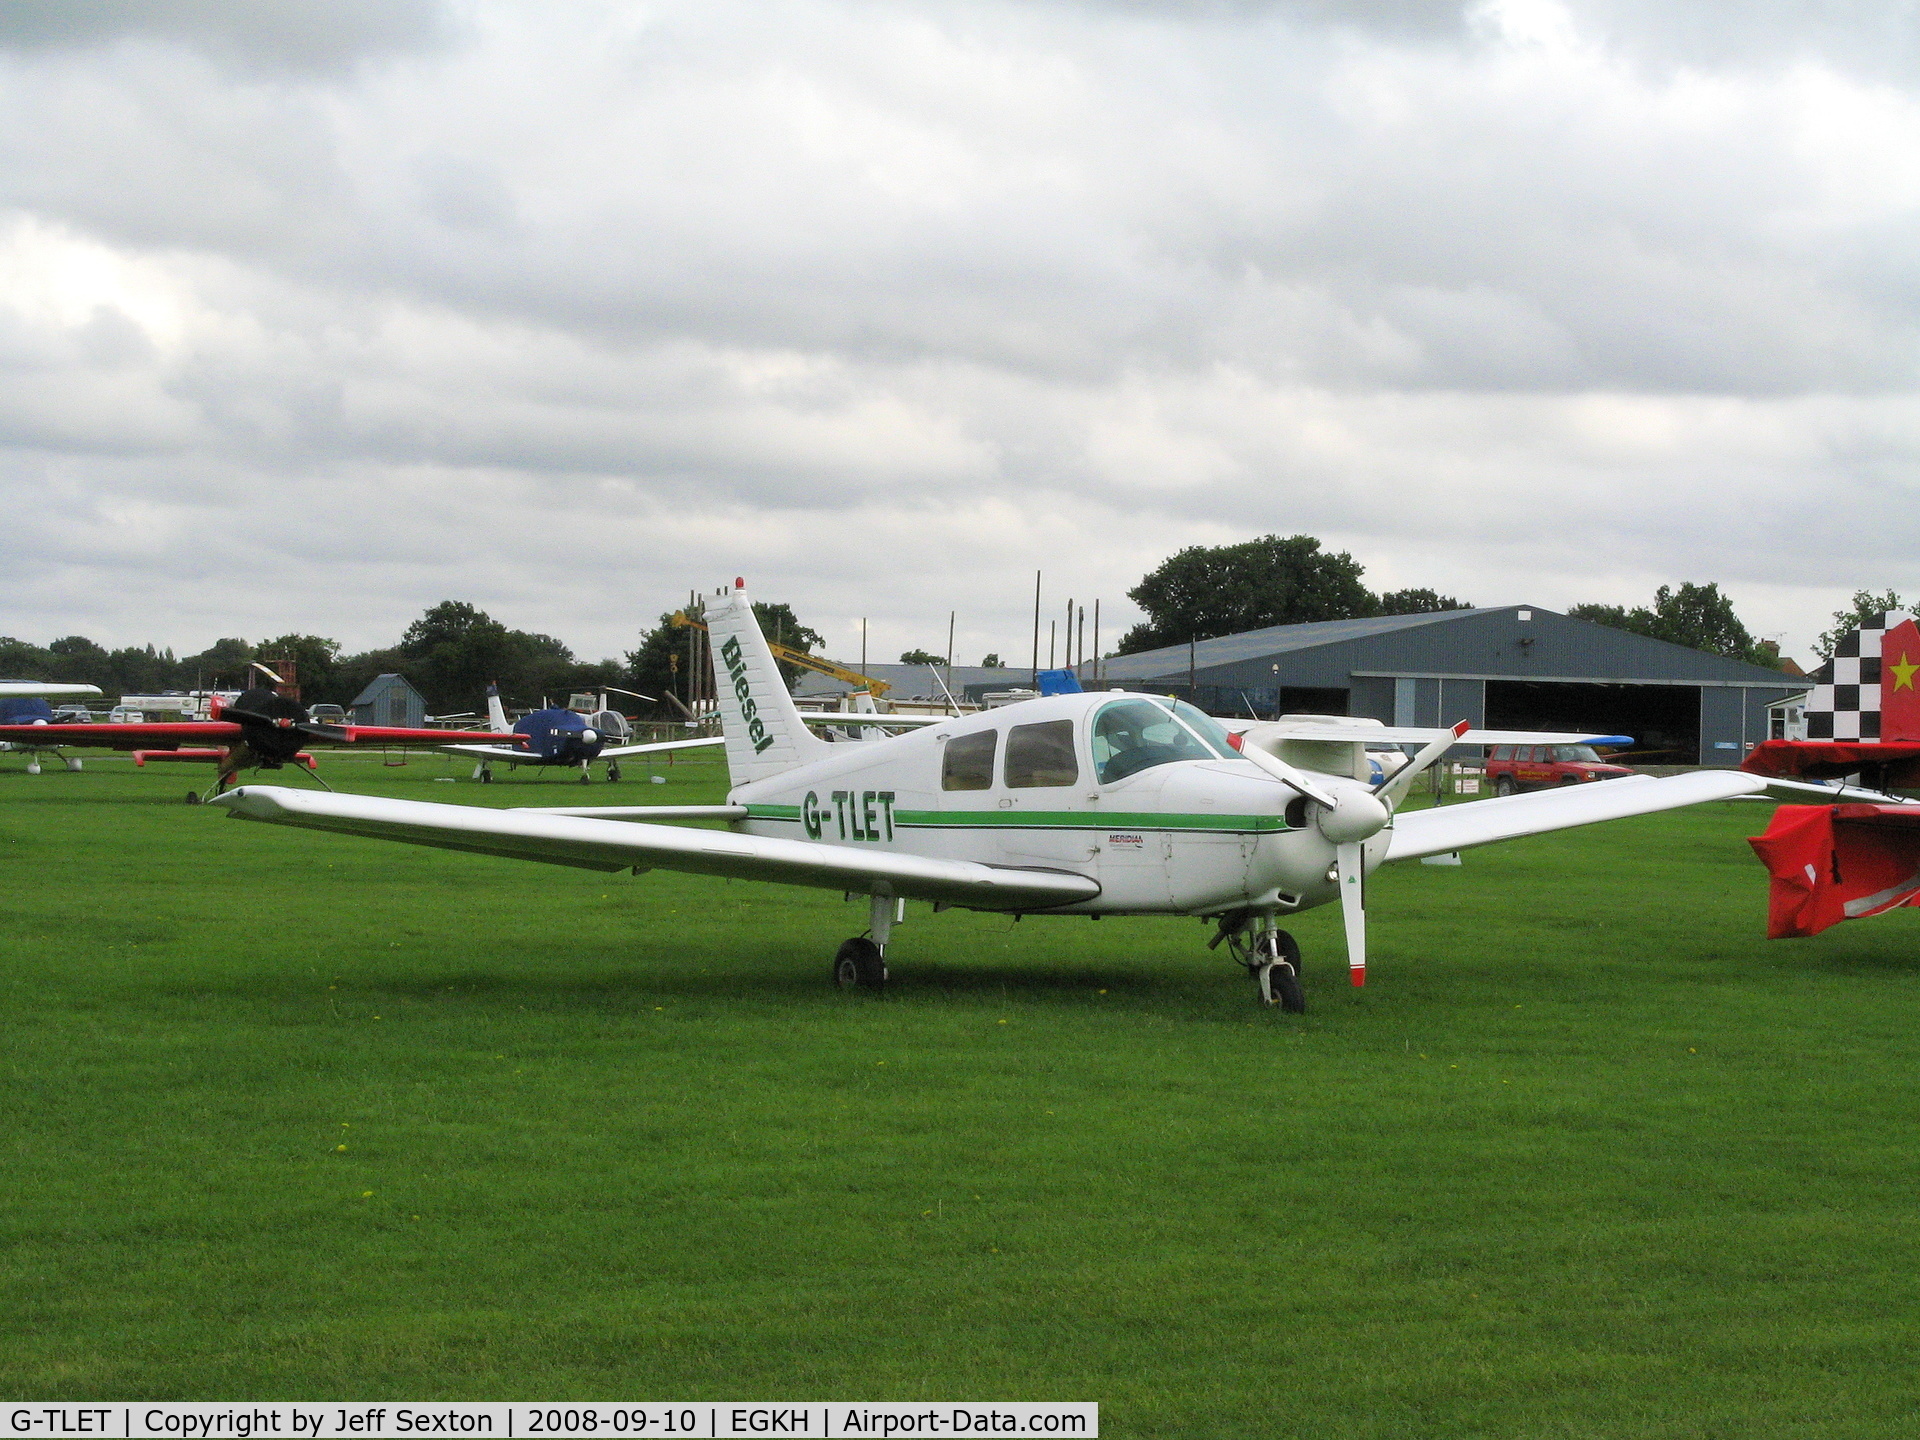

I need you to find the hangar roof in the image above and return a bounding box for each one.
[1097,605,1799,689]
[1099,609,1502,678]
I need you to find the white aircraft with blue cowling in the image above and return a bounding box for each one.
[211,578,1825,1009]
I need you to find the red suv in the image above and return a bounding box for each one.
[1485,744,1634,796]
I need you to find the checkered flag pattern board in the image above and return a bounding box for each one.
[1806,611,1914,740]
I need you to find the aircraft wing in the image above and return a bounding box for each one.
[0,682,103,699]
[1239,721,1633,748]
[298,724,506,745]
[0,721,243,751]
[435,742,528,760]
[510,804,749,820]
[209,785,1102,909]
[596,736,727,758]
[1383,771,1766,862]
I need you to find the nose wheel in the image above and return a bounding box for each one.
[1252,930,1306,1012]
[1216,914,1306,1012]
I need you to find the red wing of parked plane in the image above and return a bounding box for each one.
[0,690,511,792]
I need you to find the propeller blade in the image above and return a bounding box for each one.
[1336,839,1367,986]
[1374,718,1472,811]
[1237,735,1340,809]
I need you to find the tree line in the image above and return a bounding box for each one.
[2,561,1902,715]
[0,602,628,716]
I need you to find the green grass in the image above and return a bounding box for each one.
[5,752,1920,1435]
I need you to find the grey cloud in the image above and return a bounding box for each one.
[0,0,454,74]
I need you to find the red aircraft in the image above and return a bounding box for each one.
[1742,613,1920,938]
[0,684,510,798]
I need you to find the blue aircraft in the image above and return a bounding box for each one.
[0,681,105,772]
[438,683,721,783]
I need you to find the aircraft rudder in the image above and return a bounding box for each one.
[705,577,830,783]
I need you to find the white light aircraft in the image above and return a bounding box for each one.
[211,579,1811,1010]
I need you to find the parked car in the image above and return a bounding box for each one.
[1485,743,1634,796]
[307,704,348,724]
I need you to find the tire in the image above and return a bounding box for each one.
[1494,775,1517,798]
[834,937,887,990]
[608,763,622,782]
[1254,930,1306,1013]
[1266,962,1306,1014]
[479,770,492,785]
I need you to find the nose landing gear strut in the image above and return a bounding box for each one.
[1213,911,1306,1012]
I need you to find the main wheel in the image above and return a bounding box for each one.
[479,769,492,785]
[1494,775,1517,797]
[608,762,622,782]
[834,937,887,991]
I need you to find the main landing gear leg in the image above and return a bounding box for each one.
[834,894,899,991]
[579,761,592,784]
[1215,910,1306,1013]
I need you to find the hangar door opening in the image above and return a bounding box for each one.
[1484,681,1699,765]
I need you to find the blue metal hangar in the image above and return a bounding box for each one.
[1096,606,1803,767]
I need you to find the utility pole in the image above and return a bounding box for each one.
[1031,571,1041,685]
[1092,600,1100,686]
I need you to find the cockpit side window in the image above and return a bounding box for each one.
[1005,720,1078,788]
[1092,699,1217,783]
[941,729,997,791]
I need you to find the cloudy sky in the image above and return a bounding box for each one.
[3,0,1917,668]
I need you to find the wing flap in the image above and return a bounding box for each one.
[1384,771,1766,862]
[210,786,1100,909]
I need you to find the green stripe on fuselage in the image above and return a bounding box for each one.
[741,803,1289,834]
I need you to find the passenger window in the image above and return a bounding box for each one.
[1005,720,1078,788]
[1491,745,1511,761]
[941,729,997,791]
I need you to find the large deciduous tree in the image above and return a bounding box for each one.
[1815,589,1911,659]
[1569,583,1771,665]
[1117,534,1377,654]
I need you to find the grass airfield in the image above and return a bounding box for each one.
[4,751,1920,1435]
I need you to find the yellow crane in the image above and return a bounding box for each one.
[670,612,893,698]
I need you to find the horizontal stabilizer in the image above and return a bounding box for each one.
[798,713,946,728]
[211,786,1101,909]
[1384,770,1765,862]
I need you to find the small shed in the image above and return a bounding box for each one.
[351,673,426,728]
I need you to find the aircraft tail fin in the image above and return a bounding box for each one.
[706,578,831,784]
[1806,611,1919,741]
[486,683,510,734]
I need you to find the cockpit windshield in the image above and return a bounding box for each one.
[1091,697,1235,783]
